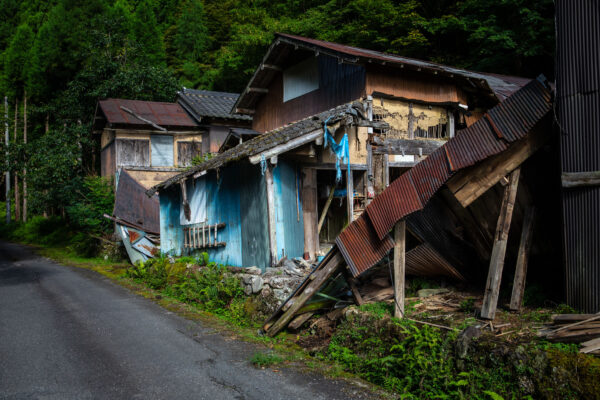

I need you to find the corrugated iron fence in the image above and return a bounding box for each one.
[557,0,600,312]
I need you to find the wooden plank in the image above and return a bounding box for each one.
[393,220,406,318]
[510,207,535,311]
[265,165,278,265]
[317,185,335,234]
[552,313,600,333]
[562,171,600,188]
[346,168,354,223]
[266,250,345,337]
[249,129,322,164]
[581,342,600,354]
[288,312,314,331]
[343,270,364,306]
[480,168,521,320]
[302,168,318,260]
[552,314,599,323]
[371,136,445,155]
[581,337,600,348]
[447,124,547,207]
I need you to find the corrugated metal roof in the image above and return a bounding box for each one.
[148,102,376,195]
[114,169,160,234]
[406,243,465,281]
[234,33,530,112]
[338,78,553,276]
[98,99,198,129]
[178,89,252,122]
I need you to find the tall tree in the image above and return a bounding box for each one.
[130,0,166,65]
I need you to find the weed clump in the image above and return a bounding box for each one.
[250,351,283,367]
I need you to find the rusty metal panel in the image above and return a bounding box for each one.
[99,99,198,129]
[336,213,395,277]
[408,147,453,205]
[365,172,423,240]
[114,169,160,234]
[406,243,465,281]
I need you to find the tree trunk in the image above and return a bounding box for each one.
[22,92,27,223]
[13,98,19,221]
[4,96,10,224]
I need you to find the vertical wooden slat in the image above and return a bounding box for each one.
[481,168,521,320]
[265,164,278,265]
[208,224,211,247]
[394,220,406,318]
[346,168,354,223]
[510,207,535,311]
[214,223,217,247]
[302,167,318,260]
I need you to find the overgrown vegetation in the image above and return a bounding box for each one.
[250,351,284,368]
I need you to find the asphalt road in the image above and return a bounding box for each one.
[0,241,377,400]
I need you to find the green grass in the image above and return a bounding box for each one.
[250,351,284,367]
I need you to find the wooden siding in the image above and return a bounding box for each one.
[159,187,184,256]
[101,141,115,178]
[116,139,150,167]
[366,65,468,105]
[252,55,365,133]
[177,140,202,166]
[273,161,305,260]
[239,163,271,269]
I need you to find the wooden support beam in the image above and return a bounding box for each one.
[510,207,535,311]
[247,87,268,94]
[343,269,364,306]
[346,167,354,223]
[120,106,167,132]
[261,63,282,71]
[562,171,600,188]
[371,137,445,155]
[302,168,318,260]
[180,180,190,221]
[383,154,389,187]
[266,250,345,336]
[447,124,547,207]
[235,108,254,115]
[480,168,521,320]
[317,185,335,234]
[265,164,278,266]
[366,96,374,203]
[393,220,406,319]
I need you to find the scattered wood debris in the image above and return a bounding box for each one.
[538,313,600,355]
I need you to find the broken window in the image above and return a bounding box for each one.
[177,140,202,167]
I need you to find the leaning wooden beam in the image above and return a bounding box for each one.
[343,269,364,306]
[393,220,406,318]
[371,137,445,155]
[120,106,167,132]
[509,207,536,311]
[480,168,521,320]
[562,171,600,188]
[447,123,547,207]
[317,185,335,234]
[266,250,345,337]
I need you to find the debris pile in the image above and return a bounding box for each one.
[538,313,600,355]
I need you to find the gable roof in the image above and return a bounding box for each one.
[335,77,553,277]
[96,98,199,130]
[233,33,530,113]
[177,89,252,122]
[148,102,373,195]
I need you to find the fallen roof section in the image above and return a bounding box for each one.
[96,98,199,130]
[177,89,252,122]
[233,33,530,113]
[147,102,378,195]
[337,76,553,277]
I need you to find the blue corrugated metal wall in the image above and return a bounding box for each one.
[159,187,183,256]
[239,164,270,269]
[273,161,304,260]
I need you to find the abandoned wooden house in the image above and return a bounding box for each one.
[148,34,537,272]
[93,98,204,189]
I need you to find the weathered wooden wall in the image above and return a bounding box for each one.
[252,55,365,133]
[273,160,305,260]
[101,141,115,178]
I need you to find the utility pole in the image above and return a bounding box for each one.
[4,96,10,224]
[22,91,27,222]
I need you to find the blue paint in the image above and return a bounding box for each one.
[159,187,183,256]
[273,161,304,260]
[151,135,174,166]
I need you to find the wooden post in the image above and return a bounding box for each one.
[4,96,10,224]
[302,168,318,260]
[343,269,364,306]
[346,167,354,223]
[393,220,406,318]
[366,95,374,204]
[265,164,278,266]
[383,154,389,188]
[481,168,521,320]
[317,185,335,234]
[510,207,535,311]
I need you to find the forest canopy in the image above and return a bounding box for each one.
[0,0,554,224]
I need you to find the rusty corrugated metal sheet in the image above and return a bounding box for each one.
[98,99,198,129]
[365,173,423,240]
[335,213,395,277]
[338,78,552,277]
[406,243,465,281]
[557,0,600,313]
[114,169,160,234]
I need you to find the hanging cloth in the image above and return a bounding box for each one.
[323,117,351,183]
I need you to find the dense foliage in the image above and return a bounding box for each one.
[0,0,554,234]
